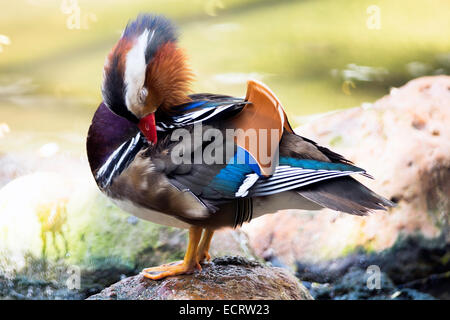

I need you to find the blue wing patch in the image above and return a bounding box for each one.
[203,147,258,198]
[179,100,208,111]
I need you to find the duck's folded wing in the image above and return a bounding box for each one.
[159,126,393,217]
[155,141,369,210]
[145,79,393,219]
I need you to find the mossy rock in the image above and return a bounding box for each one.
[65,191,187,271]
[0,173,187,298]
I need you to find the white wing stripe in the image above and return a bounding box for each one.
[253,170,341,188]
[251,171,357,197]
[261,169,326,181]
[251,171,345,193]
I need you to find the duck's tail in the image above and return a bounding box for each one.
[297,176,395,216]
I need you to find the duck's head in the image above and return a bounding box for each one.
[101,14,192,128]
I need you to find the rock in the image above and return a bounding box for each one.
[308,267,435,300]
[87,256,312,300]
[209,229,262,262]
[295,235,450,283]
[243,76,450,267]
[295,234,450,299]
[0,273,83,300]
[397,271,450,300]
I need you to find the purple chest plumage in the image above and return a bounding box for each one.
[86,102,140,175]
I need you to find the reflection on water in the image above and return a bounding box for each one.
[0,77,93,157]
[331,64,389,82]
[0,34,10,53]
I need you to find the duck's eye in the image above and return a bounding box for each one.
[138,87,148,104]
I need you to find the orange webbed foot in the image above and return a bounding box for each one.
[141,260,202,280]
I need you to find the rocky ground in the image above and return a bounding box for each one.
[0,76,449,300]
[297,234,447,299]
[87,256,312,300]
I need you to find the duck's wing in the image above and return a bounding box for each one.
[149,80,393,219]
[149,128,382,215]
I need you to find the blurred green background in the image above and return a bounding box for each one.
[0,0,449,300]
[0,0,449,154]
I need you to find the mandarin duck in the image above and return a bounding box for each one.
[86,14,394,280]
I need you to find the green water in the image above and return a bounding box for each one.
[0,0,449,155]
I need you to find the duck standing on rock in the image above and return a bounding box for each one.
[86,14,394,280]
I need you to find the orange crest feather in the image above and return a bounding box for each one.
[145,42,193,113]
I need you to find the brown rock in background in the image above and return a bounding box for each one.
[87,256,312,300]
[242,76,450,267]
[209,229,262,261]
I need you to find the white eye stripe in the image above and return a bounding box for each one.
[124,29,150,111]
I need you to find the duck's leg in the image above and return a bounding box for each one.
[197,229,214,263]
[142,226,202,280]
